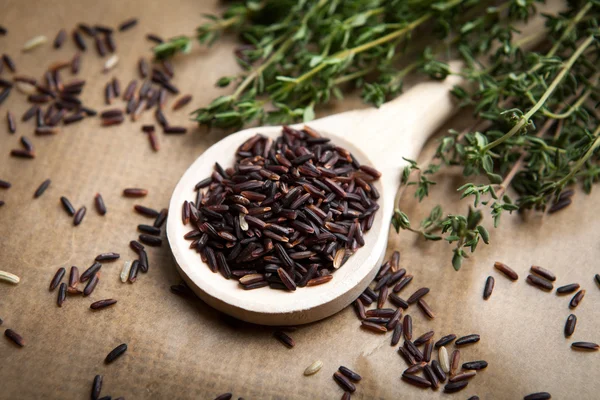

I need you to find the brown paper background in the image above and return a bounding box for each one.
[0,1,598,399]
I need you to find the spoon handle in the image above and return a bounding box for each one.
[308,61,463,190]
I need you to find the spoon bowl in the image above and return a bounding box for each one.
[167,68,462,325]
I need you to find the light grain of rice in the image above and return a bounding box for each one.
[23,35,48,51]
[0,270,20,284]
[120,261,132,283]
[16,81,37,94]
[304,360,323,376]
[439,346,450,373]
[103,55,119,72]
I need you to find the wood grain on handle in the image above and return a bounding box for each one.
[310,60,463,180]
[309,60,462,219]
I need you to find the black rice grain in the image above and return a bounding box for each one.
[2,54,16,72]
[83,273,99,296]
[494,261,518,281]
[571,342,598,351]
[95,193,107,215]
[361,321,387,333]
[526,274,553,291]
[172,94,192,110]
[124,188,147,197]
[455,334,480,346]
[91,299,117,310]
[95,253,120,262]
[569,290,585,309]
[154,208,168,227]
[80,262,101,282]
[483,276,494,300]
[556,283,580,294]
[333,371,356,393]
[417,299,435,319]
[450,371,478,383]
[398,347,415,366]
[138,224,161,235]
[73,31,86,51]
[404,340,423,362]
[68,266,79,289]
[414,331,434,346]
[444,381,468,393]
[423,364,439,389]
[134,204,159,218]
[49,267,65,290]
[564,314,576,337]
[0,87,10,105]
[138,58,149,78]
[73,206,87,226]
[386,307,402,330]
[431,360,446,382]
[128,260,140,282]
[7,111,16,133]
[95,36,107,56]
[5,329,24,347]
[530,265,556,281]
[105,34,116,52]
[138,250,149,273]
[524,393,551,400]
[71,52,81,74]
[146,34,164,44]
[139,234,162,247]
[401,373,431,388]
[112,77,120,97]
[105,343,127,363]
[10,149,35,159]
[274,331,294,348]
[34,179,51,198]
[339,366,361,382]
[462,360,488,370]
[435,334,456,348]
[164,126,187,134]
[54,29,67,49]
[57,283,67,307]
[91,375,102,400]
[403,315,412,340]
[22,105,39,121]
[388,293,409,309]
[118,18,138,31]
[393,275,413,293]
[422,340,433,362]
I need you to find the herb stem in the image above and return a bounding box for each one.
[276,12,434,97]
[553,124,600,188]
[540,73,599,119]
[495,86,588,198]
[547,3,592,57]
[232,35,295,100]
[482,35,595,153]
[207,15,241,32]
[333,69,372,85]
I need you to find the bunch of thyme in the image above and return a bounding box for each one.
[394,1,600,269]
[156,0,600,269]
[155,0,513,127]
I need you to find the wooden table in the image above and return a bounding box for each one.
[1,1,598,398]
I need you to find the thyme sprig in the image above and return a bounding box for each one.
[394,3,600,269]
[156,1,600,269]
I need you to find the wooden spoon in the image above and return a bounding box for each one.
[167,67,462,325]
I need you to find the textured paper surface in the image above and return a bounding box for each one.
[0,1,598,399]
